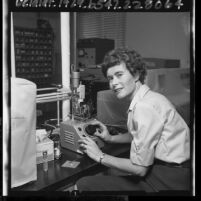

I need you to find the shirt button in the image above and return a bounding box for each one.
[136,146,140,151]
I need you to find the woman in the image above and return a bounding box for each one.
[77,48,190,192]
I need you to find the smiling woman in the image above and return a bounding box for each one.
[76,47,190,193]
[102,48,147,100]
[106,63,139,101]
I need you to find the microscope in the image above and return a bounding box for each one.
[60,65,104,154]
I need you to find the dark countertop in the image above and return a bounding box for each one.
[10,142,130,192]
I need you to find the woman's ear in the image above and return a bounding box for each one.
[134,73,140,83]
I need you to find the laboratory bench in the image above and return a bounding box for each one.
[10,142,130,192]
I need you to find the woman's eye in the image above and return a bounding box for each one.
[116,73,123,78]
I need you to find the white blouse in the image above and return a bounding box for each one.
[127,84,190,166]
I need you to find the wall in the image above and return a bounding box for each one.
[13,12,191,72]
[125,12,190,68]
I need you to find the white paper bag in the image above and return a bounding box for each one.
[11,77,37,188]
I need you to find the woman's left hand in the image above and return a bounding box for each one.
[78,137,103,162]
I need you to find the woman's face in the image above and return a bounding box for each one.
[107,62,138,101]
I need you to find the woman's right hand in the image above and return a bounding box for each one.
[93,123,112,143]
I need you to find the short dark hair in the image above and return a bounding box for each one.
[101,48,147,84]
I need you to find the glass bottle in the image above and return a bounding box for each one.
[54,140,61,160]
[43,150,48,171]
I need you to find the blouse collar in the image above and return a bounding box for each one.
[128,84,150,112]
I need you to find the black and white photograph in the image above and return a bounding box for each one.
[2,0,195,198]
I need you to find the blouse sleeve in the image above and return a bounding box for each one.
[129,102,164,166]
